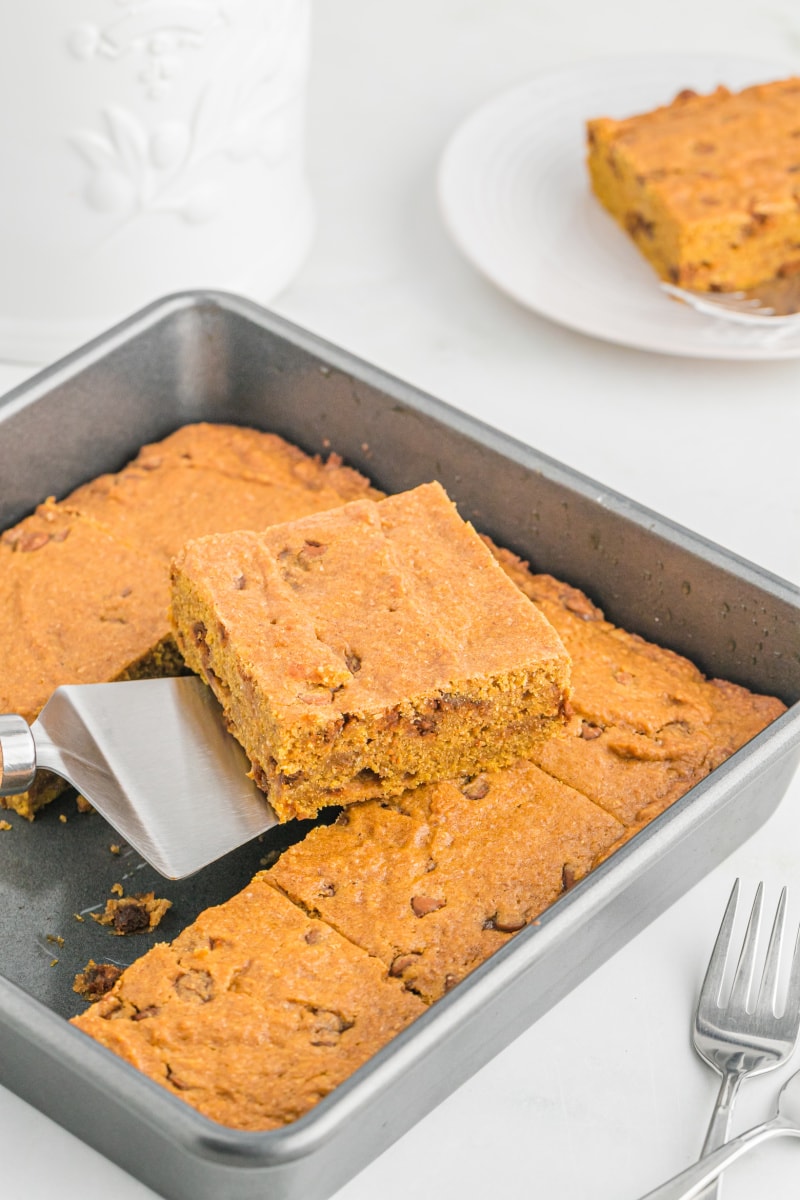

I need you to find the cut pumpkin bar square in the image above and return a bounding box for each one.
[267,759,624,1003]
[170,481,572,821]
[70,875,425,1131]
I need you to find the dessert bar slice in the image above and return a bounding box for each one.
[70,875,425,1131]
[485,542,787,828]
[62,423,382,560]
[170,482,572,821]
[267,759,624,1003]
[0,502,175,726]
[587,77,800,292]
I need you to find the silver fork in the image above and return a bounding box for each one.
[662,278,800,326]
[693,879,800,1198]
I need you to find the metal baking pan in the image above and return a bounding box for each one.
[0,291,798,1200]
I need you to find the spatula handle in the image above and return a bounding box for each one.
[0,715,36,795]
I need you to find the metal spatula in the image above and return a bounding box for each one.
[0,677,276,879]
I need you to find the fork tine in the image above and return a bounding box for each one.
[756,886,787,1014]
[699,879,740,1009]
[777,921,800,1032]
[729,882,763,1011]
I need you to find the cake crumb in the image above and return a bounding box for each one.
[73,959,123,1002]
[50,958,59,967]
[0,819,11,831]
[46,934,65,948]
[59,813,67,823]
[111,882,124,896]
[91,889,172,936]
[109,844,121,855]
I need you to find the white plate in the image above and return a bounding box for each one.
[438,54,800,360]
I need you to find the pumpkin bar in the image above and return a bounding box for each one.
[170,482,572,822]
[587,77,800,292]
[0,423,378,818]
[70,874,425,1131]
[485,542,787,827]
[0,502,176,728]
[267,759,624,1003]
[61,423,382,560]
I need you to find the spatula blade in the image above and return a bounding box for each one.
[33,676,276,878]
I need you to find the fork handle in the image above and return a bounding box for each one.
[636,1119,788,1200]
[696,1069,744,1200]
[701,1068,743,1156]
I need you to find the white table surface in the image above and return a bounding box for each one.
[2,2,800,1197]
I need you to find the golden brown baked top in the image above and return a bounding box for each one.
[267,759,623,1003]
[485,542,787,826]
[0,502,172,723]
[63,423,381,561]
[588,78,800,224]
[173,482,568,717]
[169,481,572,819]
[0,424,377,726]
[70,874,425,1131]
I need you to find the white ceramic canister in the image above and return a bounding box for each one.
[0,0,313,363]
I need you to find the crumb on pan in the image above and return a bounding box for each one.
[91,890,172,936]
[73,959,123,1002]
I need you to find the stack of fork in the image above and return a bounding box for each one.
[637,880,800,1200]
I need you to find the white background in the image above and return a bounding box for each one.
[2,2,800,1197]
